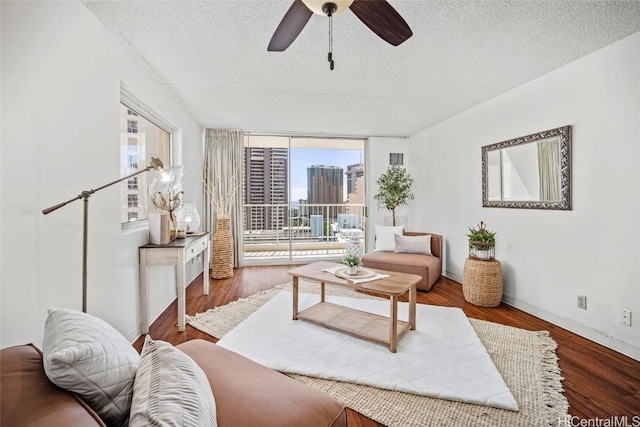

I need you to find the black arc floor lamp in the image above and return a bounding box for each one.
[42,157,165,313]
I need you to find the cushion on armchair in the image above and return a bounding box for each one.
[394,234,432,255]
[374,224,404,251]
[363,232,442,291]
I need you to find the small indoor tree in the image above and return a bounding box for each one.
[373,165,414,226]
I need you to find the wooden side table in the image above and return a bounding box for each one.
[139,232,210,333]
[462,258,503,307]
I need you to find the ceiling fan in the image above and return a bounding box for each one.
[268,0,413,70]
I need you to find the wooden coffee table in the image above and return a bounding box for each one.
[288,261,421,353]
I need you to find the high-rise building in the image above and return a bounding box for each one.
[120,105,170,224]
[347,175,365,205]
[345,163,364,194]
[121,107,145,223]
[307,165,344,220]
[244,147,288,231]
[345,164,365,233]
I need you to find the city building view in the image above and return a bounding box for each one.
[119,103,171,224]
[120,129,365,262]
[243,137,365,262]
[243,146,288,231]
[301,165,344,221]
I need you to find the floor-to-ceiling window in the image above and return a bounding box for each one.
[243,135,366,264]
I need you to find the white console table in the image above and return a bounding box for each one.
[139,232,210,333]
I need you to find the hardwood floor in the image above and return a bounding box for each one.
[134,266,640,426]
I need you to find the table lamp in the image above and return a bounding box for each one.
[176,203,201,233]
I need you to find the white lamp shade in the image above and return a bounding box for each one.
[175,203,201,233]
[301,0,354,15]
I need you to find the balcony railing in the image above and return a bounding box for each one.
[243,203,365,260]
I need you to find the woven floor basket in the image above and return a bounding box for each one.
[462,258,503,307]
[212,217,234,279]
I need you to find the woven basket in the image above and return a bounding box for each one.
[462,258,503,307]
[212,217,234,279]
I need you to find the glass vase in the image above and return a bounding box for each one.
[168,211,178,241]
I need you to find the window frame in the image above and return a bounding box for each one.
[120,85,174,231]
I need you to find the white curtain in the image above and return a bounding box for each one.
[204,129,244,268]
[537,138,560,201]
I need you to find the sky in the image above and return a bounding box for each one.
[290,148,364,201]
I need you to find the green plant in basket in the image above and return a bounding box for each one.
[342,252,362,267]
[466,221,496,250]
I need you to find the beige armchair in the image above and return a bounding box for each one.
[362,232,443,291]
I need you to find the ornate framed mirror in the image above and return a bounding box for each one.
[482,125,572,210]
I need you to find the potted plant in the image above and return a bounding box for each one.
[466,221,496,260]
[373,165,414,226]
[342,252,362,275]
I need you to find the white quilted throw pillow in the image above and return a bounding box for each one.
[43,308,140,427]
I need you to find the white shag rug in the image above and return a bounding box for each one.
[217,290,519,411]
[187,282,568,427]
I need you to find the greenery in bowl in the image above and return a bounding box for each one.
[342,252,362,267]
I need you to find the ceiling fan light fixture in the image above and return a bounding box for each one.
[268,0,412,56]
[301,0,354,16]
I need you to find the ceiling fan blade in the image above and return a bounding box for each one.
[268,0,313,51]
[350,0,413,46]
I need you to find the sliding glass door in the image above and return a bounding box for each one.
[243,135,366,264]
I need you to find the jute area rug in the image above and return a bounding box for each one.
[187,282,568,427]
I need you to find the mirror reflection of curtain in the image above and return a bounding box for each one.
[204,129,245,267]
[537,138,560,201]
[487,150,502,200]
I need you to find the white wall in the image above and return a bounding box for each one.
[1,1,204,348]
[366,137,411,251]
[407,31,640,360]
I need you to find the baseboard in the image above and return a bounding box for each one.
[444,270,463,283]
[126,327,139,343]
[443,272,640,361]
[501,293,640,362]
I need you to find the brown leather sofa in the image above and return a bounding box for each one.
[362,232,443,291]
[1,340,347,427]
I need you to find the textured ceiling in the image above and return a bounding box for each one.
[83,0,640,137]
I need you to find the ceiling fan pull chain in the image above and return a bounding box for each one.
[327,4,335,70]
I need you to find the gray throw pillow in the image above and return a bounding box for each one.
[129,336,217,427]
[394,234,432,255]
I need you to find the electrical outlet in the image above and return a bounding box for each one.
[620,309,632,326]
[577,295,587,310]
